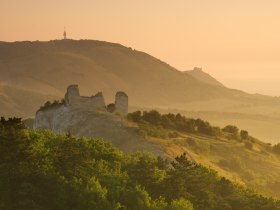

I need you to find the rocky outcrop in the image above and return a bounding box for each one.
[33,105,70,131]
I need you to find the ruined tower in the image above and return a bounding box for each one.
[64,85,126,113]
[115,91,128,115]
[65,84,80,106]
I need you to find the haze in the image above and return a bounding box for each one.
[1,0,280,96]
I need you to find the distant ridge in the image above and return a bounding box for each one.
[1,39,280,118]
[184,67,224,87]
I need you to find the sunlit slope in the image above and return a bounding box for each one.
[155,109,280,144]
[136,124,280,198]
[2,40,280,112]
[0,84,55,117]
[0,40,229,104]
[184,67,224,87]
[32,104,280,198]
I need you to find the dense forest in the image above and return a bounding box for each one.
[0,117,279,210]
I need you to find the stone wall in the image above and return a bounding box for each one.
[64,84,106,111]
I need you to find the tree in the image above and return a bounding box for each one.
[107,103,116,113]
[169,198,194,210]
[143,110,161,125]
[240,130,249,140]
[0,118,35,209]
[222,125,239,139]
[128,111,142,122]
[222,125,239,134]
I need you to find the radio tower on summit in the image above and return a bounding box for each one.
[63,27,67,39]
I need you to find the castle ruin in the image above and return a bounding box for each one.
[64,84,128,115]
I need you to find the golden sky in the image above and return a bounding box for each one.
[1,0,280,95]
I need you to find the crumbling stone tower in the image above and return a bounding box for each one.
[115,91,128,115]
[65,84,80,106]
[63,84,127,114]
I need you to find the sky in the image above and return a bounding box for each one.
[1,0,280,96]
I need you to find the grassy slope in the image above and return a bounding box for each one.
[77,111,280,198]
[144,129,280,198]
[29,100,280,199]
[171,110,280,144]
[33,105,280,199]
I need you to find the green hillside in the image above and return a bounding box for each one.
[127,110,280,199]
[1,117,279,210]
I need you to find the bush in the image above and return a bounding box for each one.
[107,103,116,113]
[223,125,239,139]
[128,111,142,122]
[39,99,65,111]
[143,110,162,125]
[169,198,194,210]
[240,130,249,140]
[244,141,253,150]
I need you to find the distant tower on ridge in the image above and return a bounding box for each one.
[63,27,67,39]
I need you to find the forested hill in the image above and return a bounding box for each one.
[1,117,280,210]
[1,40,280,118]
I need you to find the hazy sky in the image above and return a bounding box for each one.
[1,0,280,96]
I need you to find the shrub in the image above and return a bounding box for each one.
[222,125,239,133]
[107,103,116,113]
[240,130,249,140]
[39,99,65,111]
[127,111,142,122]
[244,141,253,150]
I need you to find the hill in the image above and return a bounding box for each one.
[2,39,280,143]
[31,92,280,199]
[184,67,224,87]
[1,40,280,118]
[0,84,55,117]
[127,110,280,198]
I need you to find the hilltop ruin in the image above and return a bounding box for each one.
[33,85,128,130]
[64,84,128,115]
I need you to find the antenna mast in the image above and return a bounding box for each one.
[63,27,67,40]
